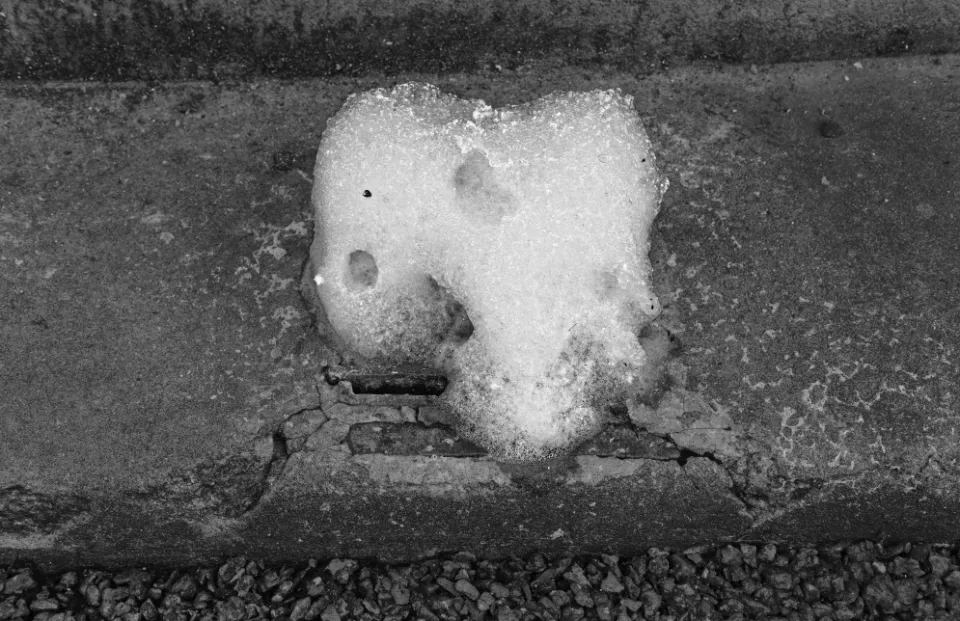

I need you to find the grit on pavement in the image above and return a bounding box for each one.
[4,543,960,620]
[1,54,959,569]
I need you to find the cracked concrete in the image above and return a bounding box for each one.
[1,53,959,569]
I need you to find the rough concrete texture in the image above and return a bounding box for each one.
[1,54,959,570]
[1,0,959,80]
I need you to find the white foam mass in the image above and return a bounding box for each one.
[311,83,668,461]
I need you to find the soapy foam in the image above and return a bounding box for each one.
[311,83,667,461]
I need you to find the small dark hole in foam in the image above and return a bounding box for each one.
[346,250,378,290]
[445,299,474,343]
[454,150,491,195]
[427,275,475,346]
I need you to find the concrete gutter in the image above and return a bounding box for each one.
[1,54,959,570]
[1,0,959,80]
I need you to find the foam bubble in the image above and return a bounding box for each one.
[311,83,668,461]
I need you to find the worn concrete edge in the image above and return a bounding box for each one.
[2,374,959,572]
[3,452,957,572]
[1,0,959,80]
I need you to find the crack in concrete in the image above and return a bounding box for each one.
[249,398,328,511]
[249,369,761,498]
[243,355,774,533]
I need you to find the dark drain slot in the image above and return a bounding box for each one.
[346,422,683,460]
[325,369,448,395]
[348,422,487,457]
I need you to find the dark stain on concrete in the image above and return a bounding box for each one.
[0,487,90,536]
[136,453,274,519]
[0,3,564,80]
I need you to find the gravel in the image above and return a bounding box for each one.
[3,542,960,621]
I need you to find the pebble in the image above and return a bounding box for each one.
[217,595,246,621]
[390,581,410,605]
[930,553,951,577]
[435,577,457,596]
[847,541,877,562]
[766,569,794,590]
[454,579,478,600]
[496,605,518,621]
[640,589,661,616]
[944,569,960,589]
[289,596,311,620]
[28,598,59,611]
[168,574,197,599]
[563,565,591,587]
[549,589,570,607]
[476,591,495,611]
[3,572,37,595]
[599,573,623,593]
[84,584,100,606]
[647,555,670,578]
[489,582,510,598]
[669,553,696,578]
[56,573,78,590]
[319,604,340,621]
[113,569,152,587]
[530,567,557,592]
[717,545,742,566]
[571,584,594,608]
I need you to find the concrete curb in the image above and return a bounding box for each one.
[1,0,959,80]
[1,55,959,570]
